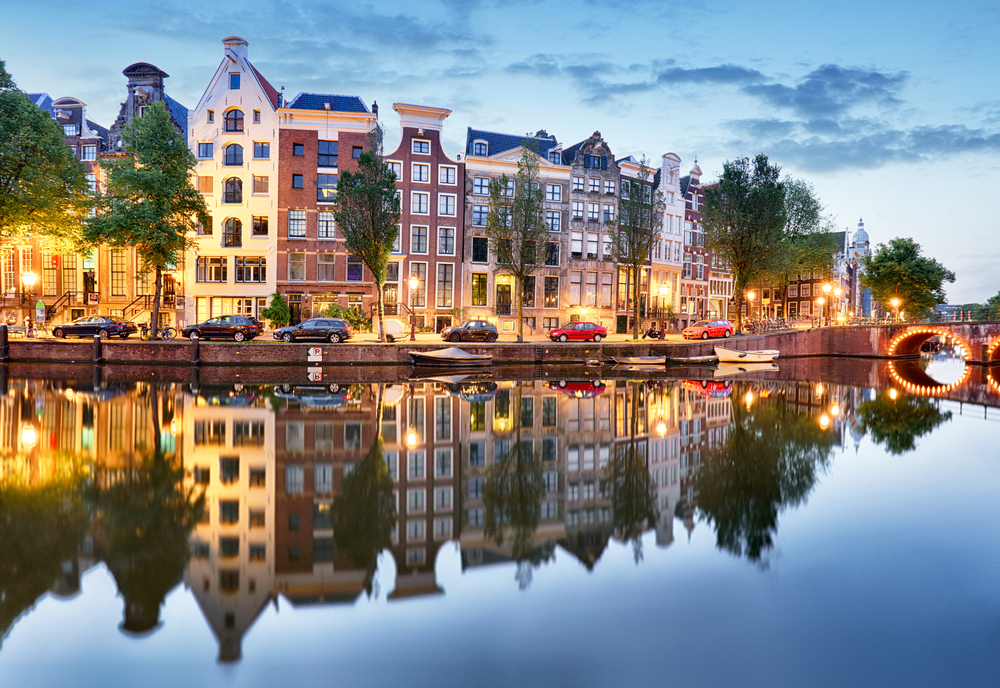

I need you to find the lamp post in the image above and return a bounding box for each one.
[890,297,901,322]
[408,275,419,342]
[20,272,37,328]
[833,286,842,323]
[817,297,826,326]
[746,291,756,320]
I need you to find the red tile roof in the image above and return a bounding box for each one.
[250,63,281,109]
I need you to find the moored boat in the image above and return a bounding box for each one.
[611,356,666,365]
[714,346,779,363]
[664,354,719,364]
[409,347,492,367]
[714,361,780,377]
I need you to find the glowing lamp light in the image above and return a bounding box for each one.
[744,390,754,408]
[656,420,667,437]
[408,276,419,290]
[747,291,756,301]
[889,388,898,400]
[20,424,37,449]
[21,273,37,288]
[831,403,841,416]
[659,285,671,296]
[890,297,901,309]
[406,430,417,449]
[823,283,832,295]
[819,413,830,430]
[815,383,824,396]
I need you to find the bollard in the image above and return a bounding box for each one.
[93,333,102,363]
[0,323,7,362]
[191,337,200,365]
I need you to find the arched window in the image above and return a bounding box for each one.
[224,144,243,166]
[223,218,242,247]
[224,109,244,133]
[223,177,242,204]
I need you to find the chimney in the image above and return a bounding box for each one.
[372,100,378,118]
[222,36,249,63]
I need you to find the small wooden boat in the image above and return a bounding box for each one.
[611,355,665,365]
[714,361,779,377]
[613,363,665,373]
[714,346,779,363]
[409,347,492,367]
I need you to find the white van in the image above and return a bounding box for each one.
[378,318,406,342]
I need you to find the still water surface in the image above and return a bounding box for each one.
[1,359,998,687]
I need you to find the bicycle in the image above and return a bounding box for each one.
[140,323,177,341]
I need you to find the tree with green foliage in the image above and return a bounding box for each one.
[856,390,952,455]
[484,141,549,343]
[861,237,955,318]
[83,101,208,337]
[610,158,666,339]
[983,291,1000,320]
[0,59,90,249]
[259,292,290,329]
[323,301,370,331]
[700,154,786,329]
[332,126,400,342]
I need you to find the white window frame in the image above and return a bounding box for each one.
[438,193,457,217]
[439,165,457,185]
[546,184,562,202]
[412,139,430,155]
[472,140,488,156]
[410,225,429,254]
[411,192,429,215]
[437,227,456,256]
[412,162,430,183]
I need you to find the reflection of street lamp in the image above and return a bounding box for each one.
[20,423,37,450]
[408,275,419,342]
[20,272,37,326]
[744,390,754,410]
[656,419,667,437]
[819,413,830,430]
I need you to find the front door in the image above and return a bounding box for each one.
[288,293,303,325]
[496,285,511,316]
[383,284,398,316]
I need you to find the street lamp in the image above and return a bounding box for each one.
[408,275,419,342]
[890,297,901,322]
[833,287,842,323]
[817,297,825,325]
[20,272,37,328]
[747,290,756,319]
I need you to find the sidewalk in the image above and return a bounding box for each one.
[345,329,692,344]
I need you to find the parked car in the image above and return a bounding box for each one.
[682,319,734,340]
[181,315,262,341]
[440,320,498,343]
[52,316,138,340]
[548,322,607,342]
[546,380,606,398]
[273,318,353,343]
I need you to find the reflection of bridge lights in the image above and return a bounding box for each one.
[889,388,898,400]
[888,327,972,360]
[887,359,971,397]
[20,424,37,449]
[819,413,830,430]
[831,403,840,416]
[987,371,1000,394]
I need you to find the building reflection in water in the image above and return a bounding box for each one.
[0,369,961,660]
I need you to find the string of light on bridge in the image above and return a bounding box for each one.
[887,327,972,360]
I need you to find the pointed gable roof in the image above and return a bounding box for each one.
[249,63,281,109]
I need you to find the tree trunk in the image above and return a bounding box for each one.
[151,266,162,340]
[733,278,746,331]
[515,274,523,343]
[632,266,641,340]
[375,278,385,343]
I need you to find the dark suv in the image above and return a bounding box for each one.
[440,320,498,342]
[273,318,353,343]
[181,315,262,341]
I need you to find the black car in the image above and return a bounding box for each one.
[181,315,262,341]
[440,320,498,343]
[52,316,139,339]
[273,318,353,343]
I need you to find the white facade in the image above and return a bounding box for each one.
[185,36,279,326]
[657,153,685,313]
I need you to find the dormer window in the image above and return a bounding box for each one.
[473,140,488,156]
[224,109,244,133]
[229,73,240,89]
[548,151,561,164]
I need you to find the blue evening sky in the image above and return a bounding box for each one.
[3,0,998,303]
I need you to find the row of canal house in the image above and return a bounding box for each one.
[19,34,731,333]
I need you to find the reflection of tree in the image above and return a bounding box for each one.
[696,390,833,562]
[0,467,88,645]
[95,386,203,634]
[332,384,397,597]
[483,386,544,589]
[857,391,952,455]
[606,382,657,563]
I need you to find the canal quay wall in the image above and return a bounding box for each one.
[1,325,997,367]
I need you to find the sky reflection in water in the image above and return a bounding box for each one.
[0,361,997,688]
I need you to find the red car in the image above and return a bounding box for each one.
[548,322,607,342]
[681,379,732,398]
[682,319,733,340]
[546,380,606,398]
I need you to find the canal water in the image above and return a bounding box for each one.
[0,358,997,687]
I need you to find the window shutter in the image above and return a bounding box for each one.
[601,156,607,170]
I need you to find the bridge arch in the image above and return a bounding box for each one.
[987,337,1000,363]
[887,326,973,359]
[887,359,972,396]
